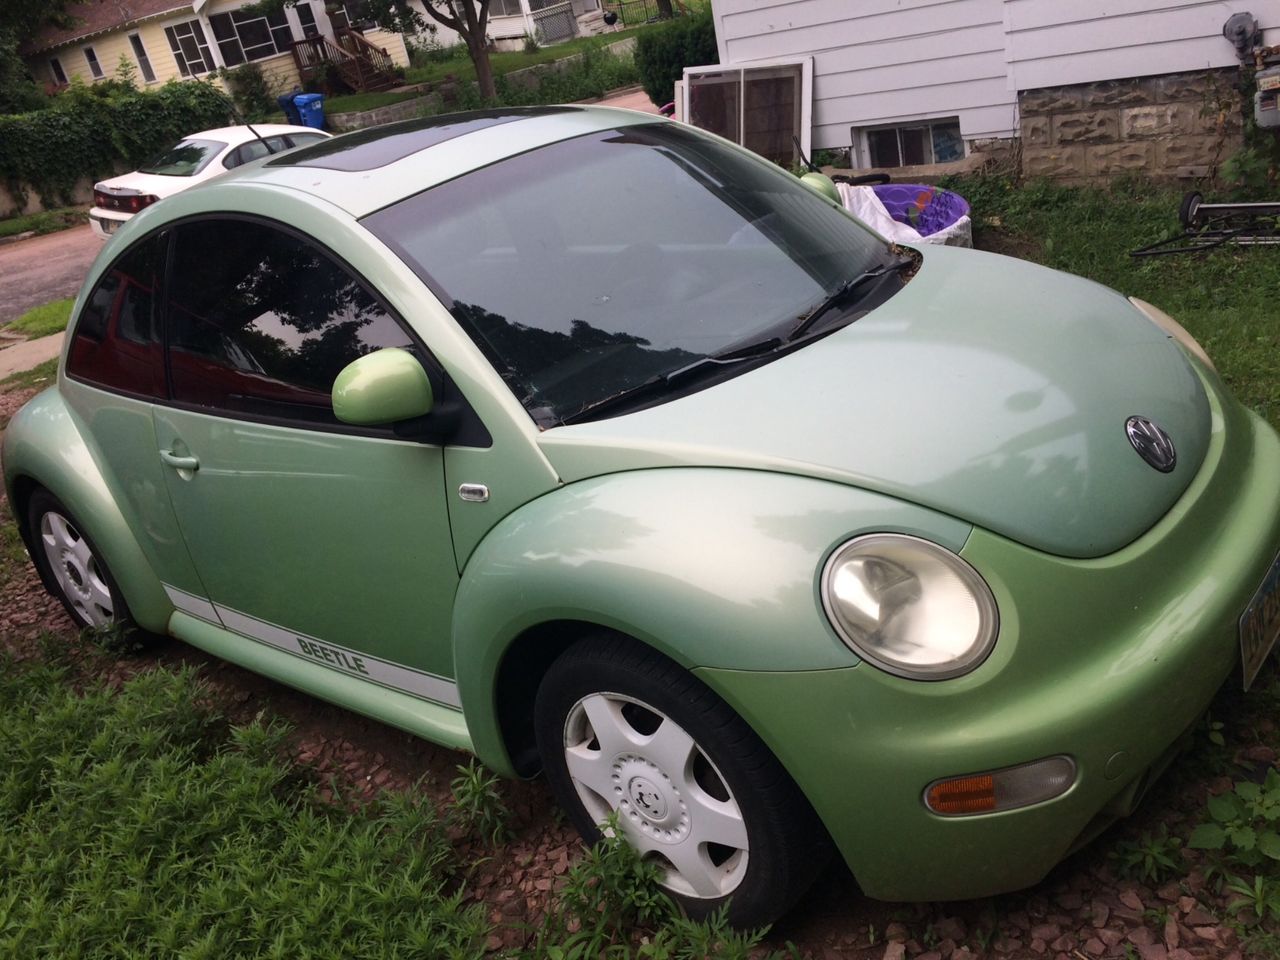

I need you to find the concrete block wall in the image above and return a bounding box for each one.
[1018,69,1242,183]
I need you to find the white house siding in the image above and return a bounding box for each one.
[1005,0,1280,92]
[712,0,1018,151]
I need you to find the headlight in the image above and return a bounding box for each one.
[821,534,998,680]
[1129,297,1215,372]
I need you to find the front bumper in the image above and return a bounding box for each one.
[698,374,1280,902]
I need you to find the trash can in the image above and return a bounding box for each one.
[293,93,325,130]
[276,94,302,125]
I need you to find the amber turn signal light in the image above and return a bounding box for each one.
[923,756,1077,817]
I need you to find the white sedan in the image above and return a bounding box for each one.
[89,124,331,240]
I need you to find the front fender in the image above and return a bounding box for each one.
[451,467,972,773]
[2,387,171,632]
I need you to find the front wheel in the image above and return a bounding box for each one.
[534,636,829,927]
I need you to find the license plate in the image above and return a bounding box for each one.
[1241,550,1280,690]
[95,217,118,234]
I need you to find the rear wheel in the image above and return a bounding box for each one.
[27,489,127,630]
[534,635,829,927]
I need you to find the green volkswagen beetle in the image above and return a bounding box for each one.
[4,106,1279,925]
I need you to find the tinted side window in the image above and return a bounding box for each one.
[166,218,412,425]
[66,233,166,398]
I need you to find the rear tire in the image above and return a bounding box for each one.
[1179,191,1203,230]
[26,489,130,631]
[534,634,830,928]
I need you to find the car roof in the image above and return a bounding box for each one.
[205,105,658,219]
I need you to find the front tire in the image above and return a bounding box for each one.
[534,635,829,927]
[26,489,127,630]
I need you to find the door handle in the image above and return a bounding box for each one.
[160,449,200,471]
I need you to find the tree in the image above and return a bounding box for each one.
[414,1,498,100]
[0,0,90,113]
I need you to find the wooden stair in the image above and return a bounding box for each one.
[291,29,398,94]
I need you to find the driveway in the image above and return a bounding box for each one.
[0,225,101,326]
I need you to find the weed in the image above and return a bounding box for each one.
[1225,873,1280,923]
[82,620,151,656]
[448,757,514,845]
[1188,770,1280,868]
[0,357,58,392]
[1110,826,1184,884]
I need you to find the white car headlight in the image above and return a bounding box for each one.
[1129,297,1215,372]
[821,534,998,680]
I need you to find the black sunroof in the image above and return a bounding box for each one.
[268,106,583,172]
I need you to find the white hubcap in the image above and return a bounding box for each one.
[39,511,114,627]
[563,692,749,900]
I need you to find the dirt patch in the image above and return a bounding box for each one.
[974,223,1045,263]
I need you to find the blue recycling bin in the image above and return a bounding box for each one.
[293,93,325,129]
[276,94,302,125]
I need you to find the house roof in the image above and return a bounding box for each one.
[25,0,194,55]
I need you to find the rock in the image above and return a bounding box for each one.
[1128,927,1155,946]
[1137,945,1167,960]
[886,923,910,943]
[934,917,966,942]
[935,938,955,957]
[883,942,906,960]
[1091,901,1111,927]
[917,953,942,960]
[1164,917,1179,949]
[1157,882,1181,902]
[1030,924,1061,941]
[1177,897,1196,914]
[1099,929,1125,948]
[1049,935,1074,952]
[905,940,923,955]
[1056,891,1084,910]
[1191,927,1218,942]
[1120,890,1145,912]
[1084,938,1106,956]
[951,949,974,960]
[1184,907,1215,926]
[1029,939,1047,954]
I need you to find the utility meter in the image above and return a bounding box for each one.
[1257,64,1280,128]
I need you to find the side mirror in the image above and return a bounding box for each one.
[332,347,434,426]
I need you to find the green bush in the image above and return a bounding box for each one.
[0,80,232,212]
[219,62,276,121]
[634,10,718,108]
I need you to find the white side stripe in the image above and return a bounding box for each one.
[215,604,462,709]
[163,584,219,624]
[162,583,462,709]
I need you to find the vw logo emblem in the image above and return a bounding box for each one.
[1125,416,1177,473]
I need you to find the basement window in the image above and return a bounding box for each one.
[858,119,964,168]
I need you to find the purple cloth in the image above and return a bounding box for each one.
[871,184,970,237]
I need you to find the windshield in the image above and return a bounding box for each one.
[364,123,891,425]
[139,138,226,176]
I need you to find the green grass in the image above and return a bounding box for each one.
[0,658,489,958]
[404,26,650,88]
[0,207,86,240]
[323,88,424,114]
[0,357,57,392]
[6,298,73,339]
[945,174,1280,432]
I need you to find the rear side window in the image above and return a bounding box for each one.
[166,218,412,425]
[66,233,166,398]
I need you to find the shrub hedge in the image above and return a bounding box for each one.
[634,11,718,109]
[0,80,233,213]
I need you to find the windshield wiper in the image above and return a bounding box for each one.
[557,336,784,426]
[786,255,916,343]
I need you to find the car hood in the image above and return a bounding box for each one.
[537,245,1211,559]
[94,169,205,200]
